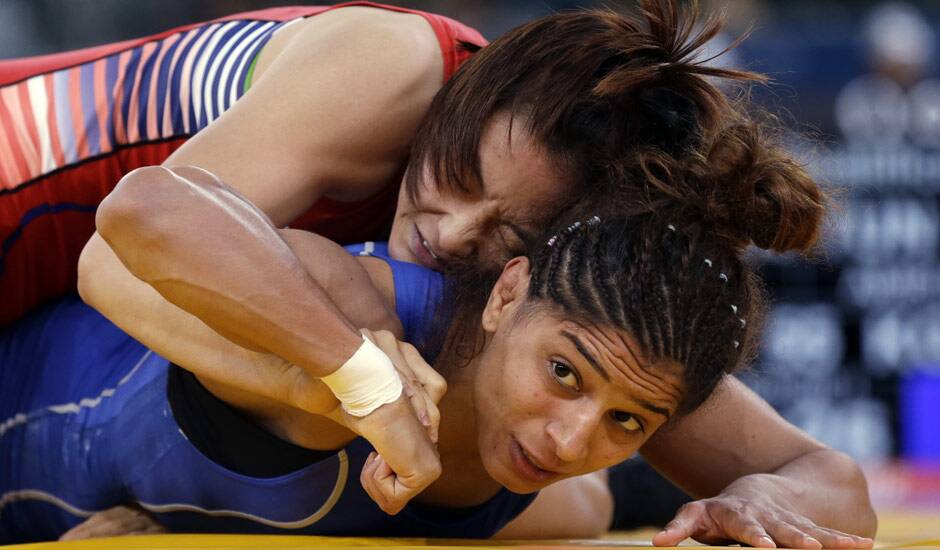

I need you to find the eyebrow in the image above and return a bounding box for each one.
[561,330,673,421]
[638,400,672,420]
[561,330,609,381]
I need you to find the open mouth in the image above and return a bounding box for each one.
[413,225,443,270]
[509,438,559,484]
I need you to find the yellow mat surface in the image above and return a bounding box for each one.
[5,512,938,550]
[5,533,939,549]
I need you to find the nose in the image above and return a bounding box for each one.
[545,406,601,464]
[436,200,487,260]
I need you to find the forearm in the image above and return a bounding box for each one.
[78,233,333,414]
[729,449,877,538]
[96,165,362,376]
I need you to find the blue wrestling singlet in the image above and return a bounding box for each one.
[0,243,535,543]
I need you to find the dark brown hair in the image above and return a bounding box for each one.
[405,0,763,210]
[437,121,828,416]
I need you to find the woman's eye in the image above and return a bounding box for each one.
[611,410,643,433]
[551,361,579,390]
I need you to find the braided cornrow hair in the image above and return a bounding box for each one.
[433,120,827,417]
[522,120,827,415]
[528,213,751,414]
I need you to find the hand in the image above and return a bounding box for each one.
[59,505,166,540]
[359,328,447,442]
[342,396,442,515]
[327,330,445,515]
[652,477,875,549]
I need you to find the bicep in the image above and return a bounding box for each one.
[640,376,825,498]
[164,8,443,226]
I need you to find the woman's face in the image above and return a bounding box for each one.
[389,113,569,270]
[471,258,684,494]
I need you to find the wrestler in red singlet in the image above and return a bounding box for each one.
[0,2,484,326]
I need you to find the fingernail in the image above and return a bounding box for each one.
[760,536,775,547]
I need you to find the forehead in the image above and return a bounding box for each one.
[476,113,568,217]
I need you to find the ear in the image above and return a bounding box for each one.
[481,257,531,333]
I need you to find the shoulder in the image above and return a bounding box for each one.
[254,5,443,88]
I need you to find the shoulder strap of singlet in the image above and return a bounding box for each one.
[0,3,486,86]
[326,2,488,82]
[344,242,445,356]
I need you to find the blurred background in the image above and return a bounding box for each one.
[3,0,939,511]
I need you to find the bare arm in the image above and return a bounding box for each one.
[91,165,443,513]
[78,226,396,418]
[163,6,443,223]
[96,165,363,375]
[642,377,876,546]
[89,5,444,376]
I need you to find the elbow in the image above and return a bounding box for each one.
[96,166,177,245]
[76,235,102,308]
[96,166,186,281]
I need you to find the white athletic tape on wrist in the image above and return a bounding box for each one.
[321,337,403,417]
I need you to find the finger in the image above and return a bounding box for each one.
[374,455,395,480]
[708,505,778,548]
[360,453,390,512]
[799,524,873,549]
[653,501,708,547]
[423,391,440,443]
[362,452,404,515]
[763,520,821,549]
[371,456,408,515]
[372,334,426,425]
[401,378,430,428]
[399,343,446,404]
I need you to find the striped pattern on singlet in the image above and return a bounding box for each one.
[0,18,294,189]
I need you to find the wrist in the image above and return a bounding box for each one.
[321,336,403,417]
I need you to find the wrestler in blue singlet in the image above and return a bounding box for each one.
[0,243,535,544]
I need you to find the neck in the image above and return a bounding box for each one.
[415,360,502,507]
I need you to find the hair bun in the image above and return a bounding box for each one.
[701,124,826,253]
[629,122,827,254]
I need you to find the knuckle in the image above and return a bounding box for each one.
[679,500,706,516]
[420,461,443,481]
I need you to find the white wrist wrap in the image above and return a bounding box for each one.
[321,337,403,417]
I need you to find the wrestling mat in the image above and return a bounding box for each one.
[6,513,940,550]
